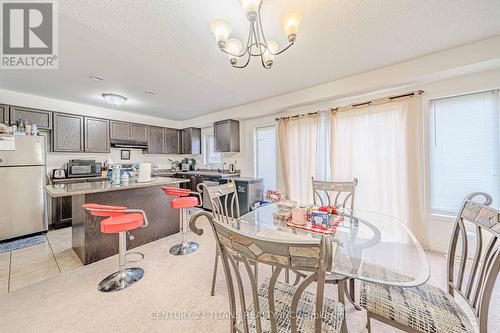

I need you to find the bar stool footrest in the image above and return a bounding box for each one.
[125,251,145,264]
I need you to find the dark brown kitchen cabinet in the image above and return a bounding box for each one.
[130,123,148,142]
[165,128,181,154]
[214,119,240,152]
[181,127,201,154]
[0,104,8,124]
[84,117,110,153]
[147,126,165,154]
[53,113,84,152]
[110,121,130,140]
[9,106,52,129]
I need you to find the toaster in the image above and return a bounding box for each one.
[52,168,66,179]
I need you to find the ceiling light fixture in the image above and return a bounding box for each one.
[89,75,104,82]
[101,93,127,106]
[210,0,302,69]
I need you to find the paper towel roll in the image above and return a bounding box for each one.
[137,163,152,183]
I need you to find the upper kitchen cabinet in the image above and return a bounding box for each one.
[84,117,110,153]
[130,123,148,142]
[214,119,240,152]
[53,113,84,152]
[0,104,8,124]
[110,121,130,140]
[9,106,52,129]
[181,127,201,154]
[165,128,181,154]
[147,126,165,154]
[110,121,148,143]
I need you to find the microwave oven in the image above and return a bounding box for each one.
[66,160,102,178]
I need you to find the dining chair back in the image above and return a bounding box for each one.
[207,214,344,333]
[312,177,358,209]
[197,179,241,223]
[447,192,500,332]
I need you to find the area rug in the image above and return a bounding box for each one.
[0,234,46,253]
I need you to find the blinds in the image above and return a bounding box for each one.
[429,90,500,214]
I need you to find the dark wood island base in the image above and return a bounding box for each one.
[71,185,179,264]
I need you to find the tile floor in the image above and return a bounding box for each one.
[0,228,82,295]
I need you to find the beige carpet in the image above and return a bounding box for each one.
[0,217,498,333]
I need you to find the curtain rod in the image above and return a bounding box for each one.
[275,90,424,121]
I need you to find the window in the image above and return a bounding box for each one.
[429,90,499,215]
[204,134,221,165]
[255,125,276,192]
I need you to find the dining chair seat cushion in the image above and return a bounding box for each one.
[237,278,344,333]
[100,213,144,234]
[360,281,474,333]
[171,196,198,209]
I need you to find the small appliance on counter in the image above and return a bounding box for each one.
[52,168,66,179]
[65,159,102,178]
[137,163,152,183]
[181,158,196,171]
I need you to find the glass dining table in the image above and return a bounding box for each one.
[228,203,430,287]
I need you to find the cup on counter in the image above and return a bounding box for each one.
[291,207,308,225]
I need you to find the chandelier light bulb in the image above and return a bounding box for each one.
[263,41,279,67]
[226,39,243,65]
[281,12,302,42]
[239,0,262,22]
[210,19,232,49]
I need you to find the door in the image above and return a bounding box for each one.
[9,106,52,129]
[255,125,276,193]
[165,128,180,154]
[0,165,47,240]
[53,113,84,152]
[85,117,110,152]
[130,124,148,142]
[147,126,165,154]
[110,121,130,140]
[0,104,8,124]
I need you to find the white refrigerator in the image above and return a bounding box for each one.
[0,135,47,241]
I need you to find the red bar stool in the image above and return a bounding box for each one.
[82,203,148,292]
[161,186,201,255]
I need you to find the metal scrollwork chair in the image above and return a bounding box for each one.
[361,192,500,333]
[194,180,259,296]
[309,177,361,310]
[205,210,347,333]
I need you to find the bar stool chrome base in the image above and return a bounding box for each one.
[169,241,199,255]
[98,267,144,292]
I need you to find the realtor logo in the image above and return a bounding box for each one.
[1,0,58,69]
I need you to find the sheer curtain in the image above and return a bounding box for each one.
[331,98,424,241]
[277,115,319,204]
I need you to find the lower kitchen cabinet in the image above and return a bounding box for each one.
[84,117,110,153]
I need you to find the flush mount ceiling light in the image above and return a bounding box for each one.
[210,0,302,69]
[101,93,127,106]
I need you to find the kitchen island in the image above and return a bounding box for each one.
[45,177,190,264]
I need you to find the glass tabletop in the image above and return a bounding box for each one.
[234,203,430,287]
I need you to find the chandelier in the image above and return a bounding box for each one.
[210,0,302,69]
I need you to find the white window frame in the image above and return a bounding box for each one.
[203,133,221,166]
[423,89,500,222]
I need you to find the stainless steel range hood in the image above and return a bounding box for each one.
[110,139,148,149]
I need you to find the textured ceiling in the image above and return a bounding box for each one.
[1,0,500,120]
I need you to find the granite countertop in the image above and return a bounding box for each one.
[45,177,189,198]
[153,170,240,178]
